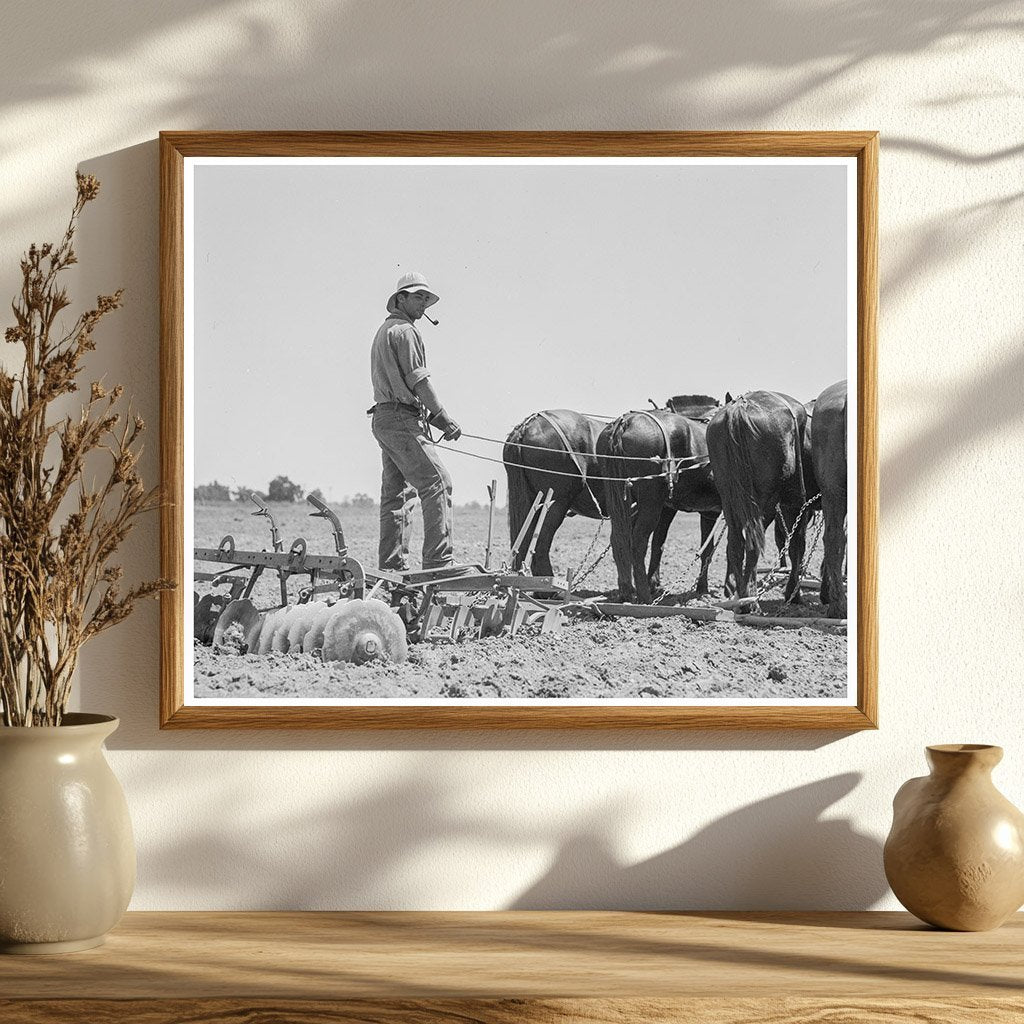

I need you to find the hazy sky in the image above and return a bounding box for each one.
[190,157,852,504]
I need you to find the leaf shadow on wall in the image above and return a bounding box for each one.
[882,332,1024,510]
[1,0,1018,246]
[3,0,1010,122]
[881,193,1023,323]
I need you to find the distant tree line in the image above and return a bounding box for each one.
[193,476,376,507]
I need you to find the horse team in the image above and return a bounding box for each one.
[503,381,849,618]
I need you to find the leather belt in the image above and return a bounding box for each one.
[368,401,420,415]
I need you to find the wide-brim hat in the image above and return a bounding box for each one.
[387,271,439,313]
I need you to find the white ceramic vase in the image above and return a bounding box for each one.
[0,713,135,953]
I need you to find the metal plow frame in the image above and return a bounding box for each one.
[193,491,846,662]
[193,493,586,658]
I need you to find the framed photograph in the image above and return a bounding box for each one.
[160,131,877,729]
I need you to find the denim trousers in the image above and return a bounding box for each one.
[371,406,454,570]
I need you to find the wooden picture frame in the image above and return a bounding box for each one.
[160,131,877,730]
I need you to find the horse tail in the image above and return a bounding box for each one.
[604,415,635,584]
[718,400,766,576]
[504,414,537,569]
[842,393,848,465]
[791,401,807,508]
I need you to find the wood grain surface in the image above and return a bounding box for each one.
[159,130,878,158]
[4,997,1023,1024]
[159,133,185,730]
[1,911,1020,1022]
[159,131,879,731]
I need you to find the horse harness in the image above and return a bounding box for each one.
[535,411,605,518]
[634,410,680,502]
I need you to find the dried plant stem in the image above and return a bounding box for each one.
[0,174,173,726]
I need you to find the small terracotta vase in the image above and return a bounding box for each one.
[884,744,1024,930]
[0,714,135,953]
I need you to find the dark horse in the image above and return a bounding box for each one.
[598,395,722,604]
[810,380,848,617]
[706,391,809,606]
[504,410,609,576]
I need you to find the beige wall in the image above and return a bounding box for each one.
[2,0,1021,909]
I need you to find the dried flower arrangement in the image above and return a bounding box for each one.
[0,173,171,726]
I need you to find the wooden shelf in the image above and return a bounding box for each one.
[1,911,1021,1022]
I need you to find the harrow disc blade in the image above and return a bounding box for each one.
[416,599,445,641]
[285,601,330,653]
[213,598,263,652]
[322,599,409,665]
[301,602,336,654]
[541,607,564,634]
[478,598,505,639]
[257,607,289,654]
[194,593,224,645]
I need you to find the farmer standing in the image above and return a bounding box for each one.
[369,272,462,572]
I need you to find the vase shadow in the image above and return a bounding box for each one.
[512,773,887,911]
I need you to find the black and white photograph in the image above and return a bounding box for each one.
[164,134,877,728]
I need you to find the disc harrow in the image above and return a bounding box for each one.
[194,491,584,665]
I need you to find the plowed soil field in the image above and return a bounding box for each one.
[192,502,849,702]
